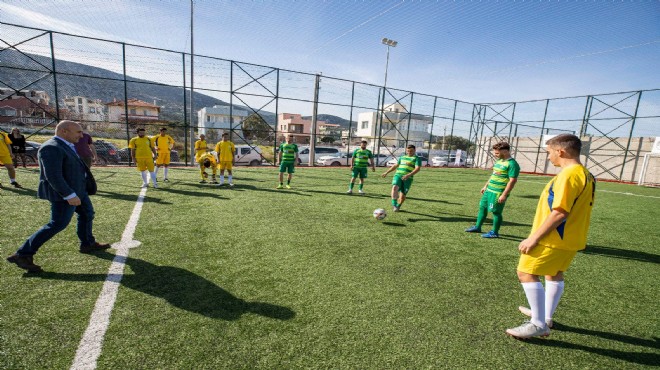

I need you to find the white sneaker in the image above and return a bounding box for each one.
[141,183,148,188]
[358,189,365,195]
[152,182,158,189]
[346,189,353,194]
[229,183,234,187]
[505,321,550,339]
[518,306,553,328]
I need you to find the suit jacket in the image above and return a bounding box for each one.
[37,137,93,202]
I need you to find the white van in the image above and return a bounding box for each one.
[211,145,264,166]
[297,146,340,165]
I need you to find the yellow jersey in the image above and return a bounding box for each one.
[152,134,174,152]
[215,141,235,162]
[197,152,217,167]
[129,136,155,159]
[532,164,596,251]
[194,139,208,155]
[0,132,11,156]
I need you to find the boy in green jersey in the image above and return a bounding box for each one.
[347,140,375,195]
[277,135,299,189]
[465,141,520,238]
[381,145,422,211]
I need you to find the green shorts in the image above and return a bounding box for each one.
[392,175,413,195]
[279,161,296,174]
[351,167,368,179]
[480,191,506,214]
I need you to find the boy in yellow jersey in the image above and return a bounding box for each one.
[506,134,596,339]
[197,152,218,184]
[194,134,208,162]
[129,128,158,188]
[214,133,235,187]
[381,144,421,211]
[0,130,22,188]
[465,142,520,238]
[153,127,175,182]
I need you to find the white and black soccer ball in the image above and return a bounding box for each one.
[373,208,387,220]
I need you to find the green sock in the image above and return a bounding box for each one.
[492,212,503,234]
[475,206,487,229]
[287,179,291,185]
[391,199,398,207]
[349,182,355,190]
[359,183,364,190]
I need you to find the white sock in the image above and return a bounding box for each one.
[228,175,232,184]
[522,282,546,328]
[545,280,564,321]
[10,178,16,183]
[220,176,224,185]
[164,167,169,179]
[155,166,160,177]
[141,171,148,184]
[150,172,158,184]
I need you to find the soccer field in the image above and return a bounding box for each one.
[1,166,659,369]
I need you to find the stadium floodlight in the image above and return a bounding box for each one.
[381,38,398,88]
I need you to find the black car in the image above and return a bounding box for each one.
[94,140,121,165]
[24,141,41,165]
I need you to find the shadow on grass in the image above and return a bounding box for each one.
[234,184,312,196]
[0,186,37,196]
[580,245,660,264]
[27,252,295,321]
[525,323,660,366]
[381,221,406,227]
[94,190,173,204]
[515,194,543,200]
[155,187,228,199]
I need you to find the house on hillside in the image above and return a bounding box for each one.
[197,105,249,142]
[0,96,53,126]
[354,103,431,149]
[0,89,50,106]
[106,98,160,123]
[277,113,331,144]
[63,96,106,122]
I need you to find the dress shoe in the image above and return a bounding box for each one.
[6,254,43,273]
[80,242,111,254]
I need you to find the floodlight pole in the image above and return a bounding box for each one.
[379,38,397,157]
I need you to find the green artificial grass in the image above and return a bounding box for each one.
[1,166,658,369]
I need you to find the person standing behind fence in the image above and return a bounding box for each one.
[465,141,520,238]
[10,128,27,168]
[73,126,97,168]
[6,120,110,273]
[195,134,209,163]
[506,134,595,339]
[0,130,22,189]
[214,132,235,187]
[129,128,158,188]
[153,127,175,182]
[277,135,298,189]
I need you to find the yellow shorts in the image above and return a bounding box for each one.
[218,161,233,171]
[135,157,155,172]
[156,151,171,165]
[517,244,577,276]
[0,154,12,165]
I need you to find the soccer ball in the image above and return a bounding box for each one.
[373,208,387,220]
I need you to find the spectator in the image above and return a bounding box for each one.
[10,128,27,168]
[73,125,97,168]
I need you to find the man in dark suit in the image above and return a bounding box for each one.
[6,121,110,273]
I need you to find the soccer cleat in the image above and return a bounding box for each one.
[346,189,353,194]
[152,182,158,189]
[392,205,400,212]
[465,226,482,233]
[505,321,550,339]
[285,184,291,189]
[163,178,170,182]
[141,183,149,188]
[518,306,553,328]
[210,180,218,184]
[229,183,234,187]
[482,230,499,238]
[358,189,365,195]
[199,180,207,183]
[276,184,284,189]
[11,182,22,188]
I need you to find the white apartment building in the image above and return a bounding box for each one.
[354,103,431,148]
[0,89,50,105]
[197,105,249,141]
[63,96,106,122]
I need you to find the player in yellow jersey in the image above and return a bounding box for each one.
[153,127,175,182]
[194,134,209,162]
[214,133,235,187]
[129,128,158,188]
[0,130,22,189]
[506,134,596,339]
[197,152,218,184]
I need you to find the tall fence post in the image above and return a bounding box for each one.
[534,99,550,173]
[48,32,60,122]
[182,52,188,166]
[310,73,320,166]
[427,96,438,160]
[620,91,643,181]
[345,82,356,163]
[121,43,131,166]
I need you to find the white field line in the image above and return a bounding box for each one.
[70,187,148,370]
[517,179,660,199]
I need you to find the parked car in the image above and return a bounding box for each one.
[94,140,121,165]
[297,146,340,165]
[24,141,41,164]
[374,153,396,166]
[316,152,352,166]
[386,153,429,167]
[431,155,466,167]
[210,145,264,166]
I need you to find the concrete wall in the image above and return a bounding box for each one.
[475,136,660,184]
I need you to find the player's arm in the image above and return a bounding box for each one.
[518,208,568,254]
[403,165,420,180]
[294,150,299,166]
[498,177,518,203]
[5,136,14,159]
[169,136,175,150]
[381,163,398,178]
[232,144,235,165]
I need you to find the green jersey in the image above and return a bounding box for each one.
[352,148,373,168]
[395,155,422,177]
[279,143,298,163]
[485,158,520,195]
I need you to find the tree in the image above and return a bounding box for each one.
[320,136,335,143]
[242,114,272,140]
[432,135,475,151]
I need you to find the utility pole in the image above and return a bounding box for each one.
[310,73,321,166]
[442,125,447,150]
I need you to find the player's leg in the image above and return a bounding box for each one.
[4,163,21,188]
[163,164,169,182]
[137,159,149,186]
[471,194,489,232]
[219,167,225,185]
[348,169,356,193]
[277,166,284,189]
[227,168,233,186]
[544,272,565,326]
[285,164,294,188]
[358,169,366,194]
[146,160,157,188]
[390,184,400,211]
[211,166,218,184]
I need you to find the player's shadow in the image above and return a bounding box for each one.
[236,184,312,196]
[580,245,660,264]
[27,252,295,322]
[94,190,173,204]
[382,221,406,227]
[0,186,37,196]
[528,322,659,366]
[405,196,463,205]
[156,187,228,199]
[302,188,388,198]
[515,194,542,199]
[402,210,477,223]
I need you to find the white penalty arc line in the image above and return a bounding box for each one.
[70,187,148,370]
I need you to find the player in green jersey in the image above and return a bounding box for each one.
[381,144,422,211]
[277,135,299,189]
[465,141,520,238]
[347,140,375,195]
